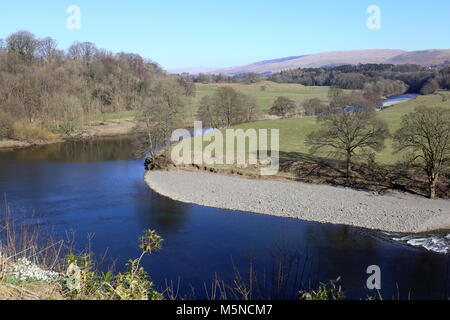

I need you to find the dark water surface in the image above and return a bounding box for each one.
[0,137,449,300]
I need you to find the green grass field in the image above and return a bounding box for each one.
[85,82,342,125]
[229,91,450,166]
[193,81,336,115]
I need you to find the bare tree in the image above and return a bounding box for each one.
[306,93,389,178]
[394,106,450,199]
[136,77,188,158]
[197,87,258,128]
[68,41,98,63]
[178,74,196,97]
[197,95,218,128]
[269,96,296,117]
[36,37,58,64]
[302,98,327,116]
[0,30,184,141]
[6,31,37,62]
[241,94,259,122]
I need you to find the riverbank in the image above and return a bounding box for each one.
[0,120,139,151]
[0,139,59,150]
[145,169,450,234]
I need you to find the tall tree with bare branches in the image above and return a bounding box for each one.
[306,91,389,178]
[394,106,450,199]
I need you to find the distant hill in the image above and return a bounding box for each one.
[386,49,450,66]
[174,49,450,75]
[168,67,218,74]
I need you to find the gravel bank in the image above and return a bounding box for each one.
[145,170,450,233]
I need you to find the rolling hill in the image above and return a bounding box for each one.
[175,49,450,75]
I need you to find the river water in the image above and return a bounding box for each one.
[0,137,449,300]
[382,93,421,107]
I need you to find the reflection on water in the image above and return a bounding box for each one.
[0,137,449,300]
[0,138,138,163]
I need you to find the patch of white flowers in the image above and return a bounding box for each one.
[8,258,60,282]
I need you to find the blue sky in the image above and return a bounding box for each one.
[1,0,449,70]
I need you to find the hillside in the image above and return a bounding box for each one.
[181,49,450,75]
[387,49,450,66]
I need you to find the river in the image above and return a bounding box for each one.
[0,137,449,300]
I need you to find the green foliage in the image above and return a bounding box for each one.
[109,259,163,300]
[63,252,107,299]
[139,229,163,254]
[300,278,345,300]
[62,229,164,300]
[4,274,46,286]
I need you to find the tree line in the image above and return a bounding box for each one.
[268,64,450,95]
[192,72,261,85]
[268,84,385,118]
[188,63,450,97]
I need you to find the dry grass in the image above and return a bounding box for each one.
[10,122,59,142]
[0,200,67,300]
[0,281,63,300]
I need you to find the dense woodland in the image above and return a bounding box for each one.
[0,31,192,140]
[192,64,450,97]
[268,64,450,95]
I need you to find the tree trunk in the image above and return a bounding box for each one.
[429,174,438,199]
[345,153,352,179]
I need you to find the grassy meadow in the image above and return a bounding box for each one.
[192,81,335,115]
[375,91,450,163]
[227,91,450,166]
